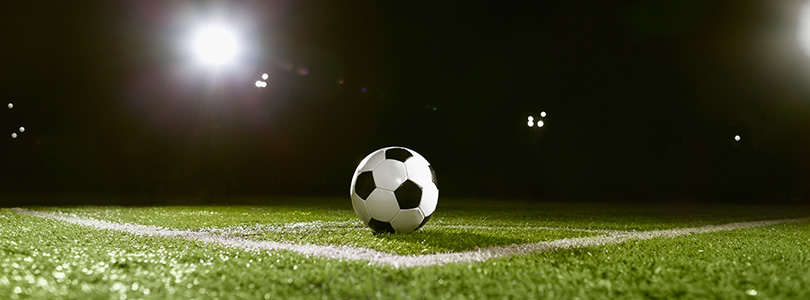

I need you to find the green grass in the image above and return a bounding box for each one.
[34,201,601,255]
[3,198,810,299]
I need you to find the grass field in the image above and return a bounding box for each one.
[2,198,810,299]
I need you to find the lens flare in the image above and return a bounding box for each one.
[798,3,810,59]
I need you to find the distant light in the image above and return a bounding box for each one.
[255,80,263,88]
[296,66,309,76]
[734,135,741,142]
[338,78,344,85]
[261,73,269,80]
[7,103,12,109]
[18,127,25,133]
[540,111,547,118]
[191,24,239,67]
[798,3,810,59]
[528,116,534,122]
[527,120,534,127]
[536,120,544,128]
[11,133,17,139]
[361,88,367,93]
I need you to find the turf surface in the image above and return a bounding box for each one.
[3,198,810,299]
[33,202,601,255]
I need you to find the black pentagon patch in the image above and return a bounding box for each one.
[368,219,396,233]
[354,172,376,199]
[385,148,413,163]
[429,164,438,186]
[414,215,431,231]
[395,180,422,209]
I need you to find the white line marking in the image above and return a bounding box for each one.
[203,221,623,234]
[432,225,626,234]
[9,208,808,268]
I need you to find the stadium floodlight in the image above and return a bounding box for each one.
[18,127,25,133]
[527,120,534,127]
[536,120,544,128]
[11,133,17,139]
[540,111,547,118]
[190,24,240,68]
[262,73,269,80]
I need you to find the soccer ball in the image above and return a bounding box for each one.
[350,146,438,233]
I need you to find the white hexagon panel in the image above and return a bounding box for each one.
[351,193,371,225]
[372,160,408,191]
[419,184,439,217]
[390,208,425,233]
[364,189,400,222]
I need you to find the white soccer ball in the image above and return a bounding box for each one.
[350,146,438,233]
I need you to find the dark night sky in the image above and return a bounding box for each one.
[2,1,810,203]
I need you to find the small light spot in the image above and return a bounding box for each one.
[540,111,547,118]
[7,103,12,109]
[745,289,758,296]
[528,116,534,122]
[255,80,267,88]
[361,88,367,93]
[261,73,269,80]
[19,127,25,133]
[11,133,17,139]
[734,135,741,142]
[536,120,544,128]
[527,120,534,127]
[296,66,309,76]
[337,78,344,85]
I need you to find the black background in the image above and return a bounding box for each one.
[2,0,810,204]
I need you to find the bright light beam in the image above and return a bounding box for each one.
[191,24,240,68]
[799,3,810,59]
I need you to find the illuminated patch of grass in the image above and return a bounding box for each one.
[2,206,810,299]
[33,204,597,255]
